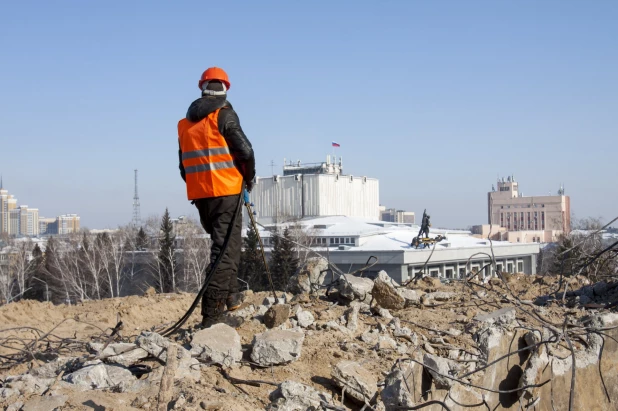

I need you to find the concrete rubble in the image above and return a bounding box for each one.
[251,329,305,366]
[381,364,415,410]
[295,308,315,328]
[190,323,242,367]
[473,306,516,327]
[89,342,149,367]
[331,360,378,403]
[2,274,618,410]
[372,271,406,310]
[64,360,135,390]
[286,257,329,295]
[339,274,374,303]
[267,380,333,411]
[423,353,462,389]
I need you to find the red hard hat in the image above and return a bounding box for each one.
[198,67,231,90]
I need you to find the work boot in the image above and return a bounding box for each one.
[201,289,227,328]
[226,292,244,311]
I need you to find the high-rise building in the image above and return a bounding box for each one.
[0,179,77,237]
[58,214,80,235]
[17,206,39,236]
[0,187,18,236]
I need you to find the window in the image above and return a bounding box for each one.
[330,238,334,244]
[497,263,503,273]
[335,238,340,244]
[430,270,439,278]
[445,269,453,279]
[507,263,513,273]
[459,267,466,278]
[517,262,524,273]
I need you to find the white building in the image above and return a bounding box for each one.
[250,156,380,224]
[254,216,540,284]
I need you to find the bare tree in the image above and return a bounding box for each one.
[180,217,211,292]
[0,239,36,304]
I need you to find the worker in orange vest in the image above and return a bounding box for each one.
[178,67,256,327]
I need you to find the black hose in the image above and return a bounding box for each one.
[161,194,243,337]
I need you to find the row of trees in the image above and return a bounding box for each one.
[0,208,307,305]
[0,209,211,305]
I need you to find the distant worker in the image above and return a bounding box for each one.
[418,209,431,239]
[178,67,256,327]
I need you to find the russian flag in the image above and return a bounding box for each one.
[332,141,341,147]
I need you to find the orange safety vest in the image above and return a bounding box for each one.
[178,108,243,200]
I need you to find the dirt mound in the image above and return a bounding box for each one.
[0,274,616,410]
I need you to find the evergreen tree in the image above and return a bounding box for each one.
[24,243,45,301]
[269,227,299,291]
[42,237,64,304]
[136,227,149,251]
[239,224,266,291]
[157,208,177,293]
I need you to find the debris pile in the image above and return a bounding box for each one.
[1,264,618,410]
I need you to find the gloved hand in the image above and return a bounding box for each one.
[243,189,250,205]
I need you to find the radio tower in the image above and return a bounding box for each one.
[132,169,141,228]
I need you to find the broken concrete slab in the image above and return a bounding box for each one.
[518,331,548,401]
[21,395,68,411]
[332,360,378,403]
[376,307,394,319]
[296,309,315,328]
[64,361,135,390]
[339,274,374,303]
[373,271,405,310]
[377,335,398,351]
[361,328,381,345]
[4,374,55,395]
[268,380,333,411]
[251,329,305,366]
[190,323,242,367]
[0,387,18,399]
[398,288,421,307]
[287,257,329,294]
[29,356,78,379]
[423,353,462,389]
[135,331,191,362]
[473,307,516,327]
[90,342,149,367]
[176,357,201,382]
[5,401,23,411]
[381,364,415,410]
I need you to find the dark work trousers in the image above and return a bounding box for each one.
[194,194,242,314]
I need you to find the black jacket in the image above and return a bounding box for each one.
[179,96,256,187]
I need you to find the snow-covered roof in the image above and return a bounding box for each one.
[251,216,525,252]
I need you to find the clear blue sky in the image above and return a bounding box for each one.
[1,0,616,229]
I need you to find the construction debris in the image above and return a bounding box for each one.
[190,324,242,367]
[251,329,305,366]
[1,269,618,410]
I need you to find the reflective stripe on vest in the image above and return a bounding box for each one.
[178,108,243,200]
